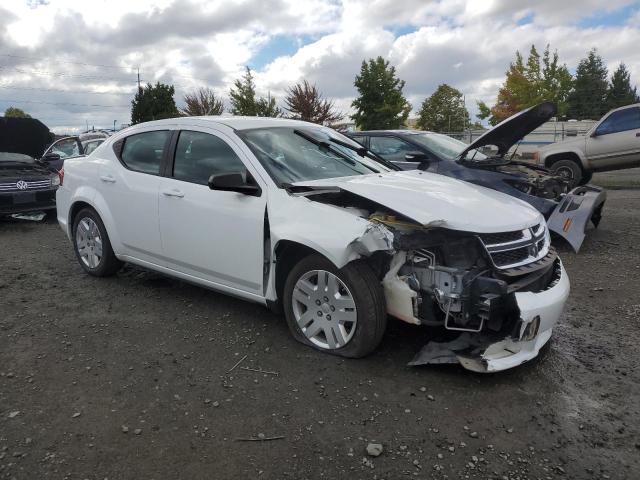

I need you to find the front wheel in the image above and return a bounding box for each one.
[550,159,583,188]
[283,255,387,358]
[72,208,122,276]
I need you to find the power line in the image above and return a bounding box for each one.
[0,65,136,82]
[0,84,134,96]
[0,98,130,108]
[0,54,136,71]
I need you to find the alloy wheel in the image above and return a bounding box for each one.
[291,269,357,350]
[75,217,103,269]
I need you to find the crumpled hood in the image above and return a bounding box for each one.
[293,170,543,233]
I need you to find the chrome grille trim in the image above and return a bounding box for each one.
[477,222,550,270]
[0,180,52,192]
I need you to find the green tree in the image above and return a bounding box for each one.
[478,45,572,125]
[566,49,609,120]
[417,84,469,132]
[229,67,281,117]
[351,56,411,129]
[606,63,639,110]
[181,87,225,116]
[131,82,179,124]
[4,107,31,118]
[284,80,342,124]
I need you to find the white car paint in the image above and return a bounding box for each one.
[57,116,570,372]
[294,170,542,233]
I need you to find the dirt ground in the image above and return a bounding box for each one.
[1,187,639,480]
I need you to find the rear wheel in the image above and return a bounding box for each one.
[283,254,386,358]
[72,208,122,276]
[550,159,583,188]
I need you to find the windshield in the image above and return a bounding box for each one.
[238,126,390,185]
[409,132,488,161]
[0,152,34,163]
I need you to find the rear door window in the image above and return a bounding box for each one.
[120,130,170,175]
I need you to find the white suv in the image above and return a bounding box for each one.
[56,117,569,372]
[538,103,640,186]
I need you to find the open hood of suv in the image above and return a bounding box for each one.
[0,117,52,159]
[460,102,557,158]
[293,170,542,233]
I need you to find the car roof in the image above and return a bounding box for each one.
[127,116,317,131]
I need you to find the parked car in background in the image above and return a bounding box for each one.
[0,117,60,217]
[537,103,640,187]
[57,116,569,372]
[41,133,108,171]
[349,102,606,252]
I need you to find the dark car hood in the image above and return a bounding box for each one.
[0,162,53,180]
[460,102,556,158]
[0,117,53,158]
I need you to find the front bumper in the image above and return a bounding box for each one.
[0,190,56,216]
[547,185,606,252]
[409,260,570,373]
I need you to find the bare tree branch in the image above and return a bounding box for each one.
[284,80,342,125]
[181,87,225,116]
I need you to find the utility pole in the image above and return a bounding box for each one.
[113,120,116,132]
[137,67,141,93]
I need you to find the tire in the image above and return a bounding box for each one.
[550,159,582,188]
[578,170,593,186]
[283,254,387,358]
[72,208,122,277]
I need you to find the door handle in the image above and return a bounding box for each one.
[99,174,116,183]
[162,189,185,198]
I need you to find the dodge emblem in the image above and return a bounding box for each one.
[16,180,28,190]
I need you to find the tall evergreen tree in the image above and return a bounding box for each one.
[417,84,469,132]
[606,63,640,110]
[229,67,280,117]
[351,57,411,130]
[131,82,179,124]
[566,49,609,120]
[478,45,571,125]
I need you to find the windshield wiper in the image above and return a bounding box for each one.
[327,137,400,171]
[293,129,357,166]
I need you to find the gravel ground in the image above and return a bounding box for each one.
[1,190,639,480]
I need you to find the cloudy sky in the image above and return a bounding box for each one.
[1,0,639,133]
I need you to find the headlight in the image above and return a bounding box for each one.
[50,173,61,187]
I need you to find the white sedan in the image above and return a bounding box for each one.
[56,117,570,372]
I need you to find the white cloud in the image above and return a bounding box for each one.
[0,0,638,131]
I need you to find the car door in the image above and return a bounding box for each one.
[99,128,173,264]
[586,106,640,170]
[158,128,267,296]
[368,135,433,171]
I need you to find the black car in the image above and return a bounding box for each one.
[0,117,60,217]
[348,102,606,252]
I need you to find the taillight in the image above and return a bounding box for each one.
[59,167,64,186]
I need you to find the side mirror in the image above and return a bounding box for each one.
[404,151,429,162]
[208,172,261,196]
[42,152,61,162]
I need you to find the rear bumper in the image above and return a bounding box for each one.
[547,185,606,252]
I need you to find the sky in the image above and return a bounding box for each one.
[0,0,639,134]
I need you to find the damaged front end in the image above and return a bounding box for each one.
[367,216,569,373]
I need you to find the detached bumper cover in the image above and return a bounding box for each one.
[547,185,606,252]
[409,260,570,373]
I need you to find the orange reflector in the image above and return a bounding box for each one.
[563,218,573,232]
